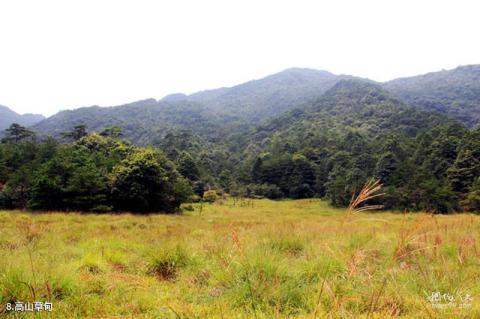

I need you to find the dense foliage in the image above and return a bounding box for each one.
[386,65,480,127]
[234,81,479,213]
[29,66,480,149]
[1,67,480,214]
[0,128,191,213]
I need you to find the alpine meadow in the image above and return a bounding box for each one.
[1,65,480,318]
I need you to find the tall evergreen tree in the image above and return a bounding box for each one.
[2,123,35,143]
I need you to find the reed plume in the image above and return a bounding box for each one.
[342,179,384,225]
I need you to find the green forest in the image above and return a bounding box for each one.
[1,67,480,214]
[1,119,479,213]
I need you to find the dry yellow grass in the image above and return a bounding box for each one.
[0,199,479,318]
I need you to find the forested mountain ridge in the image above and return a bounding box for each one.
[32,99,228,145]
[172,68,356,122]
[30,65,480,147]
[230,79,478,212]
[0,102,478,214]
[385,65,480,127]
[249,79,453,146]
[0,105,45,130]
[2,66,479,213]
[32,68,356,144]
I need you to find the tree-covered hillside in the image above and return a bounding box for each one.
[224,79,478,213]
[32,68,356,144]
[178,68,355,122]
[385,65,480,127]
[0,127,191,213]
[2,66,479,213]
[33,99,228,145]
[31,65,480,148]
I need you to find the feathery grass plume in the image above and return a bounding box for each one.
[342,179,384,225]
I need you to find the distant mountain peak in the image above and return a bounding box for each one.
[324,78,390,99]
[278,67,334,76]
[161,93,188,102]
[0,104,45,130]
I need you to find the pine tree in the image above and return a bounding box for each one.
[448,150,480,193]
[2,123,35,143]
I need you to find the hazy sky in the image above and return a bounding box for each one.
[1,0,479,116]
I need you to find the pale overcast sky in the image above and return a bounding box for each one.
[0,0,479,116]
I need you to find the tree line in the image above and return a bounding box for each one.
[240,123,480,213]
[0,122,479,213]
[0,124,191,213]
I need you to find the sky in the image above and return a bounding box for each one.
[0,0,479,116]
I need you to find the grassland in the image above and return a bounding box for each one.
[0,199,479,318]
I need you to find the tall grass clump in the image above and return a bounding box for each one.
[265,236,305,256]
[147,245,190,281]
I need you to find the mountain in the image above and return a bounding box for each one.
[30,65,480,145]
[247,79,454,149]
[32,99,227,145]
[385,65,480,127]
[0,105,45,130]
[222,78,468,211]
[33,68,355,144]
[167,68,355,122]
[3,72,477,214]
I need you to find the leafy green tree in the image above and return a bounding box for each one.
[110,148,191,213]
[288,154,315,198]
[177,152,200,181]
[251,157,263,183]
[75,133,133,171]
[29,145,108,211]
[203,190,218,203]
[2,166,33,208]
[374,135,406,184]
[375,152,398,184]
[410,179,458,213]
[325,167,350,207]
[462,177,480,211]
[448,150,480,193]
[28,176,63,210]
[0,152,7,183]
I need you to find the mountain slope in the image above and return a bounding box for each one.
[0,105,45,130]
[33,68,355,144]
[164,68,355,122]
[33,99,226,145]
[31,65,480,145]
[247,79,455,149]
[385,65,480,127]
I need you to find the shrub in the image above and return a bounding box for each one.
[248,184,283,199]
[147,246,190,281]
[203,190,218,203]
[267,237,305,256]
[182,204,194,212]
